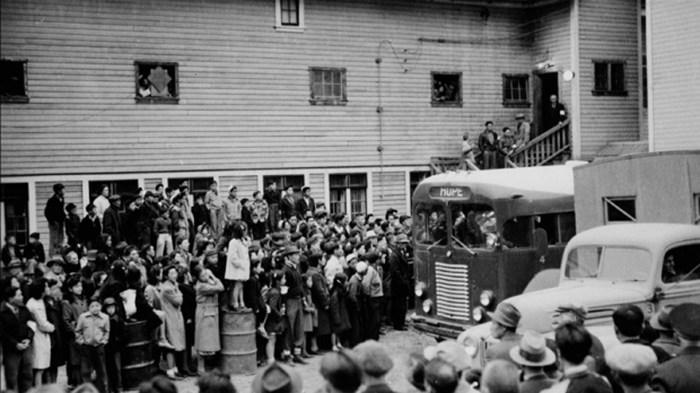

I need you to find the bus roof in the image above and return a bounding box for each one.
[413,163,582,216]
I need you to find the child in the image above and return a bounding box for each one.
[301,273,317,358]
[264,270,286,365]
[461,132,476,170]
[155,209,174,258]
[75,296,109,393]
[329,273,351,351]
[224,223,250,311]
[103,297,123,393]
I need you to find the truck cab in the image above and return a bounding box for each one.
[457,223,700,368]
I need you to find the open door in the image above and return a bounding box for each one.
[532,72,559,138]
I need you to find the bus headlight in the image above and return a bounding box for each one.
[463,336,479,357]
[415,282,427,298]
[473,306,485,322]
[422,299,433,313]
[479,290,494,308]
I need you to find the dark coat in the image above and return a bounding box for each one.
[520,375,556,393]
[295,197,315,217]
[307,266,331,335]
[330,287,351,334]
[652,346,700,393]
[280,195,297,219]
[265,287,285,334]
[102,206,122,244]
[106,313,124,350]
[78,215,102,250]
[192,203,210,230]
[44,194,65,224]
[44,296,66,367]
[24,242,46,263]
[388,247,409,294]
[179,282,196,344]
[122,208,140,246]
[2,244,23,265]
[0,301,35,354]
[263,189,281,205]
[65,213,81,246]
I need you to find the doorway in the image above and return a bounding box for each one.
[533,72,559,137]
[1,183,30,246]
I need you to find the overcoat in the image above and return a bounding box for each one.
[194,277,224,353]
[225,238,250,281]
[61,296,87,366]
[160,280,186,351]
[27,297,55,369]
[307,266,331,336]
[44,297,66,368]
[652,346,700,393]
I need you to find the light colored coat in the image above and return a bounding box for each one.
[160,280,186,351]
[194,276,224,353]
[27,297,55,369]
[225,238,250,281]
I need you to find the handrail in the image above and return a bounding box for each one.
[510,119,571,167]
[512,119,570,156]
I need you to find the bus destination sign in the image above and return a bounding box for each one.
[429,186,471,200]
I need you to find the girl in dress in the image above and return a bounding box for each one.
[26,279,55,386]
[225,222,250,311]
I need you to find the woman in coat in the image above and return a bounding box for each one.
[161,264,187,379]
[26,279,55,386]
[62,275,87,388]
[329,273,351,351]
[225,222,250,311]
[192,264,224,373]
[44,278,65,383]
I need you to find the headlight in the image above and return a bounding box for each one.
[422,299,433,313]
[415,282,426,298]
[473,306,485,322]
[463,336,479,357]
[479,290,494,308]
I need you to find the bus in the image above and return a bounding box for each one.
[410,163,582,339]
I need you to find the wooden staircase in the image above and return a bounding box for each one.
[430,120,571,174]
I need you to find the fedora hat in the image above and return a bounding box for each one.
[252,362,302,393]
[488,302,521,329]
[280,245,301,257]
[509,331,556,367]
[650,305,674,332]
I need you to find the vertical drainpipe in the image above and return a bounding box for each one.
[570,0,581,160]
[376,44,386,202]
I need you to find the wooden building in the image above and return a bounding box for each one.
[1,0,646,244]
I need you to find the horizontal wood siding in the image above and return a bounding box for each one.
[144,178,163,193]
[1,0,535,176]
[36,181,82,253]
[372,171,407,216]
[578,0,640,159]
[308,173,325,202]
[531,4,572,114]
[649,0,700,151]
[219,175,258,201]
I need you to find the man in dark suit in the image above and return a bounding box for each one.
[543,94,567,132]
[280,185,298,220]
[613,305,671,364]
[44,183,66,255]
[549,324,612,393]
[485,301,523,363]
[102,195,122,244]
[652,302,700,393]
[263,181,281,232]
[295,186,315,218]
[0,286,35,393]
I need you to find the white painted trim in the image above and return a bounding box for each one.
[161,177,168,190]
[366,171,374,215]
[303,173,310,188]
[646,0,655,152]
[570,0,582,159]
[404,170,411,215]
[323,173,330,210]
[274,0,305,31]
[257,175,264,194]
[28,180,37,234]
[345,188,352,215]
[137,178,145,191]
[82,180,90,212]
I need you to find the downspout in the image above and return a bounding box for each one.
[376,40,390,201]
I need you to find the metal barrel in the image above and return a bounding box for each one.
[121,320,156,390]
[220,310,257,375]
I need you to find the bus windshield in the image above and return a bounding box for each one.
[414,203,448,245]
[564,246,651,282]
[451,204,497,248]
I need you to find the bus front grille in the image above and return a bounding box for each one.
[434,262,470,320]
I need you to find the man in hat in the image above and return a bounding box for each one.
[102,194,122,244]
[478,121,499,170]
[543,94,567,134]
[44,183,66,255]
[252,361,302,393]
[280,185,297,221]
[79,204,102,250]
[361,252,384,341]
[514,114,531,150]
[510,331,557,393]
[652,302,700,393]
[389,233,411,330]
[138,191,161,247]
[605,344,657,393]
[65,202,81,248]
[613,304,671,364]
[45,256,66,283]
[353,340,395,393]
[424,340,472,393]
[485,301,523,363]
[295,186,315,218]
[552,303,606,373]
[650,305,680,357]
[281,245,307,364]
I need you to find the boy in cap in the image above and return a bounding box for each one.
[605,344,657,393]
[485,301,522,363]
[353,340,395,393]
[281,245,307,365]
[652,302,700,393]
[509,331,557,393]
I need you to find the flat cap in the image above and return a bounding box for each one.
[669,302,700,340]
[605,344,657,375]
[363,251,381,264]
[353,340,393,377]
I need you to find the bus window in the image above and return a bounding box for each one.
[502,217,531,248]
[414,203,447,245]
[451,204,494,248]
[535,212,576,244]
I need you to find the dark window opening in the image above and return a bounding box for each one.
[450,204,497,248]
[593,61,627,96]
[502,74,530,107]
[662,244,700,284]
[329,174,367,216]
[1,183,30,246]
[410,171,430,206]
[309,68,347,105]
[604,197,636,223]
[432,72,462,107]
[535,212,576,244]
[168,177,215,196]
[1,59,28,103]
[89,180,139,212]
[135,61,179,103]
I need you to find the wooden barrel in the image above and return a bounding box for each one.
[220,310,257,375]
[121,320,156,390]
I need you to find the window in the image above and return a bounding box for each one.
[309,68,347,105]
[592,60,627,96]
[662,244,700,284]
[1,59,28,103]
[135,61,178,103]
[695,194,700,225]
[168,177,214,196]
[275,0,304,30]
[565,246,651,281]
[89,180,139,211]
[410,171,430,206]
[502,74,530,106]
[329,174,367,216]
[414,203,447,245]
[535,212,576,244]
[263,175,304,198]
[604,197,636,223]
[1,183,29,245]
[431,72,462,107]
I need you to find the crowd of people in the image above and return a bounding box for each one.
[1,180,415,393]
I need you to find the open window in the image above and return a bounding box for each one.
[431,72,462,107]
[135,61,179,103]
[1,59,28,103]
[661,244,700,284]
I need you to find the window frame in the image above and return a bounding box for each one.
[431,72,463,107]
[694,193,700,225]
[329,173,367,217]
[502,74,531,107]
[263,175,305,198]
[88,180,139,212]
[603,196,637,224]
[134,61,179,104]
[167,177,215,196]
[309,67,347,106]
[592,59,628,96]
[275,0,305,32]
[1,58,29,103]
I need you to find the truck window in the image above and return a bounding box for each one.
[565,246,651,282]
[662,244,700,283]
[414,203,447,245]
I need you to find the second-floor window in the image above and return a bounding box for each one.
[431,72,462,107]
[309,68,347,106]
[135,61,179,103]
[502,74,530,107]
[1,59,28,103]
[275,0,304,30]
[593,60,626,96]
